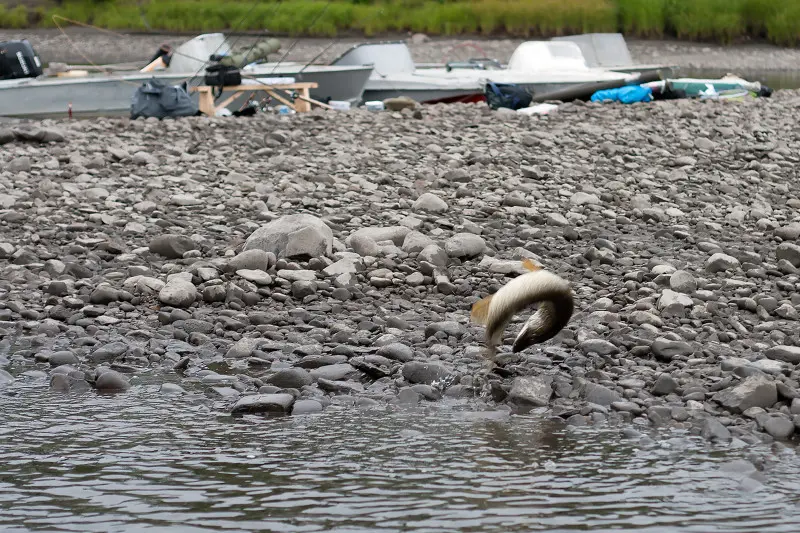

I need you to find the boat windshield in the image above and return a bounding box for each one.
[507,41,589,72]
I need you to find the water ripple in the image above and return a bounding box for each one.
[1,385,799,532]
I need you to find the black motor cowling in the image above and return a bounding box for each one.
[0,40,43,81]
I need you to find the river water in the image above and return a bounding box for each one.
[2,374,800,533]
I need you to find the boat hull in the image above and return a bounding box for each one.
[0,64,373,119]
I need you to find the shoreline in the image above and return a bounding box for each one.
[2,91,800,444]
[3,28,800,72]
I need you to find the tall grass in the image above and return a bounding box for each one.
[765,2,800,46]
[616,0,666,38]
[2,0,799,47]
[0,5,30,29]
[665,0,746,44]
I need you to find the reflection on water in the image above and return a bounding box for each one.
[1,380,800,533]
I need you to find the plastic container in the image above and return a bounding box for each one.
[365,100,385,112]
[328,100,351,111]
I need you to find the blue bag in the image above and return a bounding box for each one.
[590,85,653,104]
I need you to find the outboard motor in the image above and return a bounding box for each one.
[0,39,43,80]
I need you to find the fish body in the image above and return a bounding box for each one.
[470,259,574,360]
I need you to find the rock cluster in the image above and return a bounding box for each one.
[2,93,800,446]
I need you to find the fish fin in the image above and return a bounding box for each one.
[470,294,494,325]
[522,258,542,272]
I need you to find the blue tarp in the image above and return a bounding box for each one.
[590,85,653,104]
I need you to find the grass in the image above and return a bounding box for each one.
[3,0,800,46]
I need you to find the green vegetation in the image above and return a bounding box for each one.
[4,0,800,46]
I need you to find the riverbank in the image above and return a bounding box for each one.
[2,91,800,444]
[4,28,800,72]
[3,0,800,46]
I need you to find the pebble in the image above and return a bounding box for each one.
[231,393,296,415]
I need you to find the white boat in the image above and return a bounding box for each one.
[331,40,635,104]
[0,33,374,119]
[550,33,677,77]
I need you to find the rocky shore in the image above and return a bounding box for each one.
[2,91,800,445]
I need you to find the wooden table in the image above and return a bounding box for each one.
[190,82,320,115]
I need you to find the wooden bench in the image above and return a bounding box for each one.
[190,82,323,115]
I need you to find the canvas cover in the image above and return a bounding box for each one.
[130,78,199,119]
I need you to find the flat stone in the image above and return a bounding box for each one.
[508,375,553,407]
[651,338,693,361]
[402,361,452,385]
[712,376,778,413]
[231,393,295,415]
[764,345,800,364]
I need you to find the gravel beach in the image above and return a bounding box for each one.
[3,28,800,71]
[2,88,800,445]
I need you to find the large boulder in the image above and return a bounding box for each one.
[243,214,333,259]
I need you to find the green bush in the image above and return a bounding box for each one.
[0,5,30,29]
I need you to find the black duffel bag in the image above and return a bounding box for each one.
[204,64,242,87]
[485,81,533,111]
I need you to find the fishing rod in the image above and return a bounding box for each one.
[268,0,333,76]
[233,0,285,68]
[296,3,388,77]
[187,0,284,87]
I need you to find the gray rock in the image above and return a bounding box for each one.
[402,231,436,253]
[243,214,333,258]
[8,156,31,173]
[237,269,272,286]
[160,383,186,395]
[579,339,619,355]
[95,370,131,392]
[376,342,414,362]
[658,289,693,309]
[651,373,679,396]
[418,244,448,266]
[582,382,621,406]
[570,192,600,205]
[763,415,795,439]
[712,376,778,413]
[444,233,486,258]
[412,192,448,213]
[285,224,330,258]
[424,321,466,338]
[226,249,272,272]
[267,367,313,388]
[776,243,800,267]
[402,361,452,385]
[310,363,357,381]
[651,338,693,361]
[159,278,197,308]
[764,345,800,364]
[149,234,198,259]
[89,342,129,363]
[225,337,262,358]
[706,253,740,273]
[508,375,553,407]
[669,270,697,294]
[50,374,91,392]
[48,351,80,366]
[231,393,295,415]
[292,399,323,415]
[701,418,731,442]
[348,226,409,247]
[350,234,379,257]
